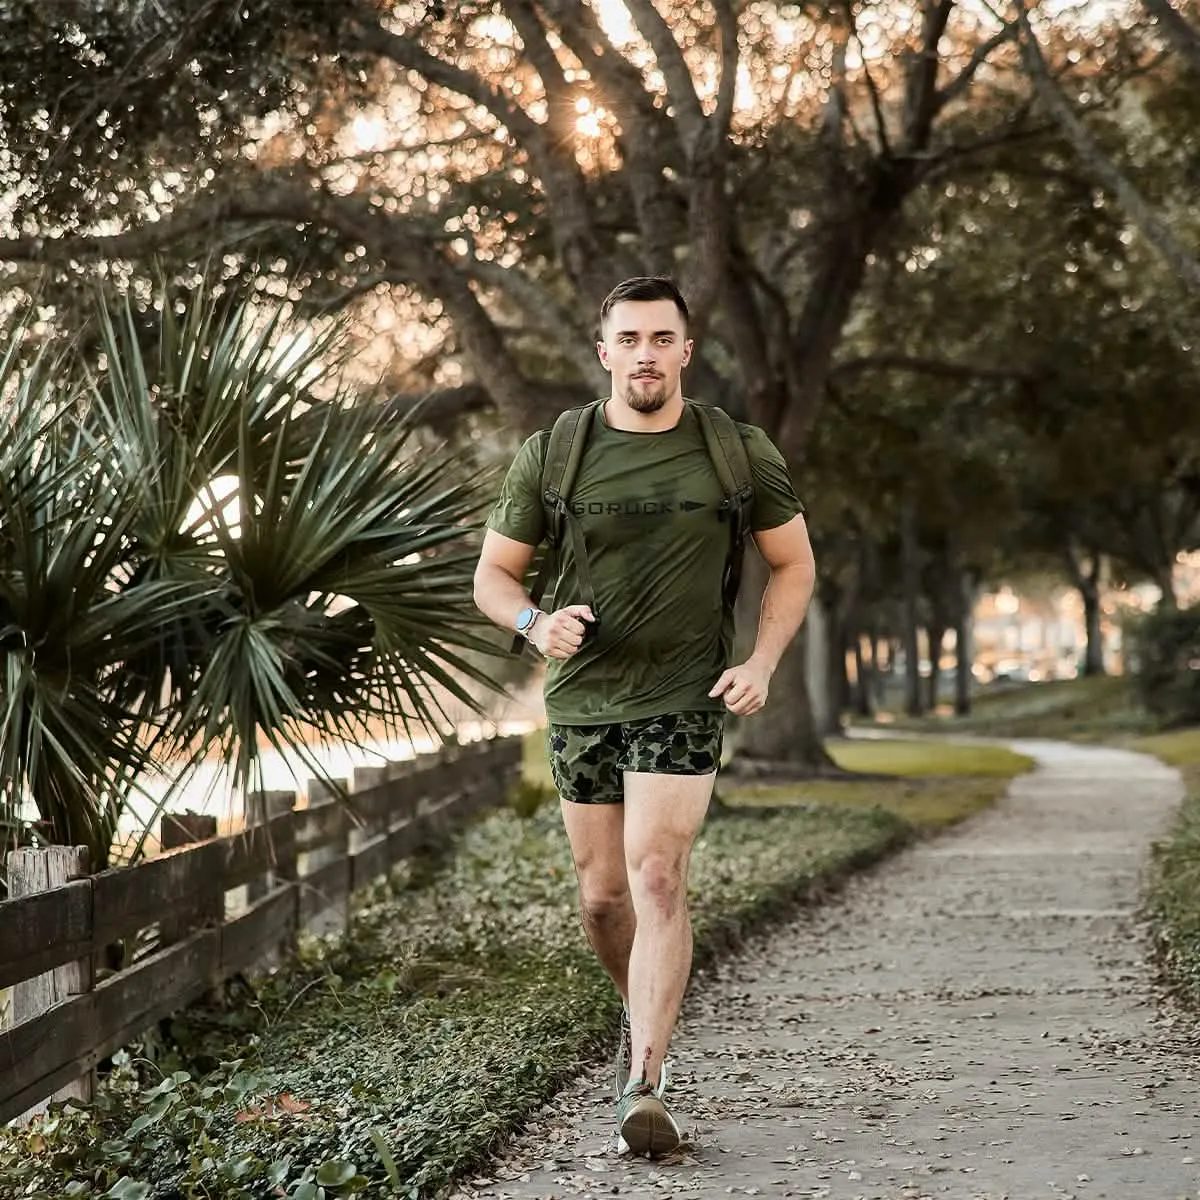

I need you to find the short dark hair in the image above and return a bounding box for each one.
[599,276,690,333]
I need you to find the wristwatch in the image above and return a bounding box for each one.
[515,607,542,637]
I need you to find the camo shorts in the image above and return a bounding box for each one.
[547,711,724,805]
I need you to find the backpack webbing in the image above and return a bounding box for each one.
[513,398,755,654]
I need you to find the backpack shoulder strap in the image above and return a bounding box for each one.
[512,399,603,654]
[690,401,755,528]
[690,400,756,610]
[542,398,604,544]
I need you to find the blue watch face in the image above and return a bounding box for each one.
[516,607,536,632]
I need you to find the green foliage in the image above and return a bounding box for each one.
[1131,605,1200,727]
[0,282,499,872]
[1148,764,1200,1012]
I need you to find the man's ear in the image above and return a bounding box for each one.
[596,340,610,371]
[682,337,694,367]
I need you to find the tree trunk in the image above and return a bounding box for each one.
[900,497,923,717]
[1082,584,1105,676]
[1156,566,1179,610]
[731,552,833,767]
[824,596,849,735]
[926,624,945,712]
[1063,538,1106,677]
[853,632,874,718]
[954,570,975,716]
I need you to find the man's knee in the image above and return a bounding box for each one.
[629,850,687,912]
[579,881,632,930]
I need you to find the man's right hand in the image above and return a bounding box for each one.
[529,605,596,659]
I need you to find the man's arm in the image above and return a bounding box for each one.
[708,512,816,716]
[474,529,595,659]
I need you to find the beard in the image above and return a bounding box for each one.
[622,375,668,412]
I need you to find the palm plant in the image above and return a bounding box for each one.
[0,282,500,878]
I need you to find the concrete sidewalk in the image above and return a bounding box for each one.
[449,741,1199,1200]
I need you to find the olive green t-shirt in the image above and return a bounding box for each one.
[486,402,805,724]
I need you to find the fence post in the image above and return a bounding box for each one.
[300,780,350,937]
[161,812,218,851]
[245,790,297,906]
[8,845,94,1116]
[159,813,222,949]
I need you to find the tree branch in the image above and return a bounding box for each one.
[1012,0,1200,292]
[901,0,954,152]
[710,0,740,145]
[621,0,707,150]
[501,0,579,147]
[679,2,741,334]
[532,0,688,271]
[1141,0,1200,76]
[344,16,546,152]
[843,0,893,156]
[935,21,1019,115]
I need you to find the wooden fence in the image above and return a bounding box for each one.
[0,736,523,1125]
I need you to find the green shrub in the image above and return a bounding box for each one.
[1131,605,1200,727]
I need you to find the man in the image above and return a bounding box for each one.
[473,276,815,1158]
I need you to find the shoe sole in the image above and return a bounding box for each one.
[618,1095,681,1158]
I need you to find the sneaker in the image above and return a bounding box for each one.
[615,1009,669,1101]
[616,1077,681,1158]
[615,1008,632,1099]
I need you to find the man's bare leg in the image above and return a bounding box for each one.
[622,770,714,1087]
[560,798,636,1002]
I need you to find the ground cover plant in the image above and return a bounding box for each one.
[1138,728,1200,1013]
[0,738,1031,1199]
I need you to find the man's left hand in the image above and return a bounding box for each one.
[708,659,772,716]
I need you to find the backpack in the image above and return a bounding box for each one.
[513,398,755,654]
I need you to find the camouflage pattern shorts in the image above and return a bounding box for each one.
[547,711,724,805]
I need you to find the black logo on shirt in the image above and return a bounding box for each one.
[569,499,707,517]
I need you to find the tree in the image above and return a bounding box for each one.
[1006,0,1200,291]
[0,1,1075,767]
[0,281,496,875]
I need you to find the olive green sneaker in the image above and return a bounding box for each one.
[615,1008,632,1099]
[615,1009,669,1100]
[616,1076,681,1158]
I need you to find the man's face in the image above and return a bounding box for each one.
[597,299,693,413]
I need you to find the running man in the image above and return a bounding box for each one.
[473,275,815,1157]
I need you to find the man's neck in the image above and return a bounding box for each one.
[603,393,686,432]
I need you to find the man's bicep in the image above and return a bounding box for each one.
[478,528,539,581]
[752,512,814,571]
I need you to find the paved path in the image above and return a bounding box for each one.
[450,741,1199,1200]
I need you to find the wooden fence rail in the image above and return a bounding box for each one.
[0,736,523,1125]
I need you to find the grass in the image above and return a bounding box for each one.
[1135,727,1200,1016]
[725,738,1034,831]
[0,735,1031,1200]
[826,737,1032,778]
[1132,727,1200,768]
[867,674,1155,742]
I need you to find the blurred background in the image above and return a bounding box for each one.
[1,0,1198,861]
